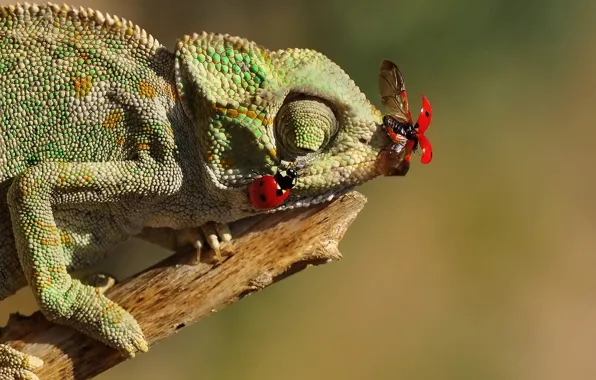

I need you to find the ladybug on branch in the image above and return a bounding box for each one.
[248,168,298,210]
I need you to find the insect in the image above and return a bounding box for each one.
[248,168,298,210]
[378,59,433,167]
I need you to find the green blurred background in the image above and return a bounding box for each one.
[1,0,593,379]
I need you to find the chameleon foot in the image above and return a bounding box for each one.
[0,344,43,380]
[175,223,232,264]
[201,222,232,263]
[35,280,148,358]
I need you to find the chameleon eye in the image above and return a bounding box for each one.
[275,96,338,158]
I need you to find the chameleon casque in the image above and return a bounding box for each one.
[0,2,408,378]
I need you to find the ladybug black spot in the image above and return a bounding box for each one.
[260,194,267,202]
[276,189,283,196]
[425,111,430,117]
[259,180,264,187]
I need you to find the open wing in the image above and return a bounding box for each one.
[378,60,413,124]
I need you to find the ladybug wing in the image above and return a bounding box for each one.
[248,175,291,210]
[378,60,413,124]
[418,134,433,164]
[416,94,433,134]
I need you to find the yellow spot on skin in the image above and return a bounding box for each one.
[115,137,125,146]
[82,174,94,184]
[79,52,91,64]
[73,75,93,97]
[69,34,83,45]
[269,149,277,158]
[138,80,158,99]
[103,110,123,129]
[35,220,57,234]
[262,51,271,63]
[163,84,178,101]
[57,174,67,185]
[220,157,235,169]
[60,230,72,246]
[137,143,150,151]
[40,237,60,247]
[214,104,273,125]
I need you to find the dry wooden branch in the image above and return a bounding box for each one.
[0,191,367,380]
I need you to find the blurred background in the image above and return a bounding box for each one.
[0,0,593,379]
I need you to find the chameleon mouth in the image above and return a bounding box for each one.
[377,143,409,177]
[269,157,381,212]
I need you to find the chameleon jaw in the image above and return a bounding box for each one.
[262,185,355,212]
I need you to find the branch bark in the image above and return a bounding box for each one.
[0,191,367,380]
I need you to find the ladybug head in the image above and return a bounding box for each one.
[274,168,298,190]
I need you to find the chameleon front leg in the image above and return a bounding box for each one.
[0,345,43,380]
[6,157,180,357]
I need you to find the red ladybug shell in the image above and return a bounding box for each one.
[248,175,291,210]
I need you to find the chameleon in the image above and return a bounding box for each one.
[0,2,407,378]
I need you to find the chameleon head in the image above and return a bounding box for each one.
[175,33,403,212]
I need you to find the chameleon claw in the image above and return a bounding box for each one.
[201,224,222,264]
[198,222,233,264]
[175,228,205,264]
[214,223,232,243]
[170,224,231,264]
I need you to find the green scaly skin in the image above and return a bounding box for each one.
[0,3,402,378]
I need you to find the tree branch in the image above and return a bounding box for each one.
[0,192,367,380]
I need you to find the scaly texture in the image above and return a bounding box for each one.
[0,3,402,379]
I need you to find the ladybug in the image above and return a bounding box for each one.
[248,168,298,210]
[378,59,433,165]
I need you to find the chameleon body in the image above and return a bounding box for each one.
[0,3,403,378]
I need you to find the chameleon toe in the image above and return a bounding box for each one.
[214,223,232,243]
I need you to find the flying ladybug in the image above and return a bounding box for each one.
[378,59,433,174]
